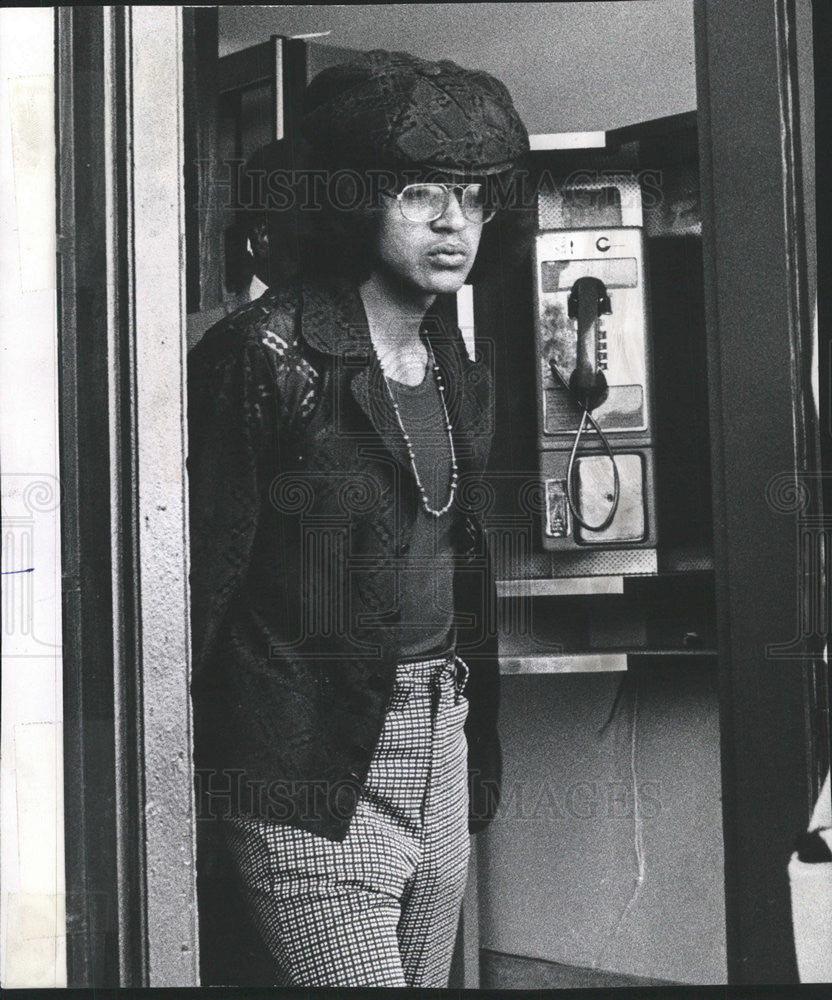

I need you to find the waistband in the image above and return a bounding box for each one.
[394,648,468,694]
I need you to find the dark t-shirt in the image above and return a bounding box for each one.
[387,365,455,657]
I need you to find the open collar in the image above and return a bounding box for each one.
[297,278,493,479]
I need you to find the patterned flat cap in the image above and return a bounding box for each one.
[302,49,529,175]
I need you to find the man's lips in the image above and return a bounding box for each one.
[427,243,469,265]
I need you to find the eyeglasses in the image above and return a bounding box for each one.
[392,183,497,224]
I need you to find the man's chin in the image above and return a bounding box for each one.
[378,262,473,301]
[419,270,472,296]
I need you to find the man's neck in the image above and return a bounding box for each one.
[358,273,436,359]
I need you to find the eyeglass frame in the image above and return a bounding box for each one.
[387,182,497,225]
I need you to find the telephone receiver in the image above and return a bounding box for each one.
[564,274,612,412]
[546,274,620,532]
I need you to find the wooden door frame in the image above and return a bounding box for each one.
[695,0,827,984]
[57,5,198,986]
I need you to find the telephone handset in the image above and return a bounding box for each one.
[567,276,611,413]
[548,276,620,533]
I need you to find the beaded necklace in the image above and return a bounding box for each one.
[376,339,458,518]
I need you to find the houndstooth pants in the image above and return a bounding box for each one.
[222,651,471,987]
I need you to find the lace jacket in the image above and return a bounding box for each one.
[188,276,501,841]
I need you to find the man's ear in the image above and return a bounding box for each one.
[249,218,270,262]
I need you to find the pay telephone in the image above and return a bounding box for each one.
[533,219,658,552]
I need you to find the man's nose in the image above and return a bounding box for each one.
[433,190,467,230]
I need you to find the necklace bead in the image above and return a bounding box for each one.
[376,340,457,518]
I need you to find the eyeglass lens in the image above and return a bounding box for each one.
[399,184,495,223]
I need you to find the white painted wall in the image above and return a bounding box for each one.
[0,7,66,988]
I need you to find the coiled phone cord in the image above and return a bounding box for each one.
[549,358,621,532]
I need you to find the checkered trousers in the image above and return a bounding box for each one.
[222,652,472,987]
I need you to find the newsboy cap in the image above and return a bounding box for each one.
[302,49,529,175]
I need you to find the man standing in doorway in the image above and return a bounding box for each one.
[188,48,529,987]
